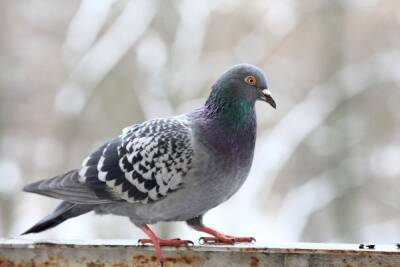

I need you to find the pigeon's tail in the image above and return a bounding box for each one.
[22,201,94,235]
[23,170,111,204]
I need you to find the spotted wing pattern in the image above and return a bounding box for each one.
[79,118,193,204]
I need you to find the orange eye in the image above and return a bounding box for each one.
[244,75,256,86]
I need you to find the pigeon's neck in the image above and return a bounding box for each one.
[199,91,257,155]
[206,98,255,129]
[203,86,256,130]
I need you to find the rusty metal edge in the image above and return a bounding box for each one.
[1,238,399,256]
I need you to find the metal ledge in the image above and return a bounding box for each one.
[1,239,400,266]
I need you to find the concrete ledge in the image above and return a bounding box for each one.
[0,239,400,266]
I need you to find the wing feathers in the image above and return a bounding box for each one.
[81,118,193,204]
[26,118,193,205]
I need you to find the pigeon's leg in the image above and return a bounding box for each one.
[187,216,255,245]
[139,225,193,263]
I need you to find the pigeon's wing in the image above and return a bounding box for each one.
[79,118,193,204]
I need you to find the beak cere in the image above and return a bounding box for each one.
[261,89,276,109]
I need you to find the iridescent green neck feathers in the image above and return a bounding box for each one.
[204,86,255,130]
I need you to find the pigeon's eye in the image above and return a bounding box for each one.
[244,75,256,86]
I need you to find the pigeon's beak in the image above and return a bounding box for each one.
[259,89,276,109]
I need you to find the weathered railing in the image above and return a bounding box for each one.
[1,239,400,266]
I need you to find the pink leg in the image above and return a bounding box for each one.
[139,225,193,264]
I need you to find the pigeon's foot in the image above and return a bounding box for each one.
[140,225,193,265]
[199,235,255,244]
[138,238,194,246]
[194,226,255,245]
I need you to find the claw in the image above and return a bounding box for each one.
[199,235,255,245]
[193,225,255,246]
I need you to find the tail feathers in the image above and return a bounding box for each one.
[22,201,94,235]
[23,170,110,204]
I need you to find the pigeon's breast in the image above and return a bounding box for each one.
[162,128,256,216]
[193,133,255,195]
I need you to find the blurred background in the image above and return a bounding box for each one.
[0,0,399,245]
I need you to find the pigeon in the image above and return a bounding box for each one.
[22,63,276,264]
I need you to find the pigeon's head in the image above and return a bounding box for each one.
[208,63,276,109]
